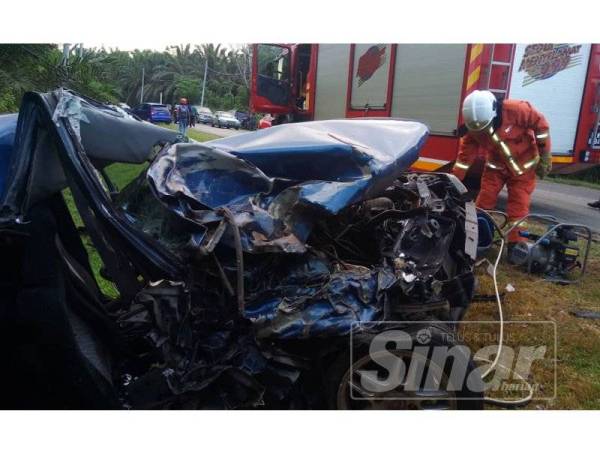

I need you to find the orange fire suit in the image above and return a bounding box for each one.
[452,99,551,242]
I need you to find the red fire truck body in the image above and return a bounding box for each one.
[250,44,600,174]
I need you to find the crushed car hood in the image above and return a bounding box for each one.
[147,120,428,253]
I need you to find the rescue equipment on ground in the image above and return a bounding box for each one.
[478,210,592,284]
[505,215,592,283]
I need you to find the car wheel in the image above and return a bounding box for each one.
[323,324,484,410]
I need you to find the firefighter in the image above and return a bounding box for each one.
[452,90,552,242]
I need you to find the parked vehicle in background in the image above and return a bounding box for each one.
[212,111,241,129]
[195,106,214,124]
[131,103,172,124]
[235,110,249,128]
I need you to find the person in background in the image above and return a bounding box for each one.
[175,98,192,137]
[452,90,552,243]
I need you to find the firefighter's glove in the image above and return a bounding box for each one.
[536,152,552,179]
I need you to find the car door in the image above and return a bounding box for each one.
[251,44,293,114]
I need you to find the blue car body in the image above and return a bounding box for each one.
[149,119,429,253]
[132,103,172,124]
[0,90,480,409]
[145,120,478,340]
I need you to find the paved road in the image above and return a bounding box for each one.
[192,122,248,138]
[497,180,600,232]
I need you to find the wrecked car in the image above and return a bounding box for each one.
[0,89,481,409]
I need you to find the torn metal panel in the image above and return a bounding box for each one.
[464,201,479,260]
[118,280,299,409]
[0,89,179,223]
[1,90,481,409]
[52,89,90,141]
[148,143,273,212]
[245,261,396,339]
[79,100,178,166]
[146,119,429,253]
[207,119,429,215]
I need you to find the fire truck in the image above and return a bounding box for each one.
[250,44,600,174]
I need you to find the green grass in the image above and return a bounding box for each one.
[160,123,220,142]
[547,175,600,191]
[105,162,149,190]
[547,165,600,190]
[63,129,219,299]
[62,188,120,298]
[465,223,600,409]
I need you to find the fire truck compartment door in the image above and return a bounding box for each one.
[255,44,292,110]
[349,44,392,110]
[391,44,467,136]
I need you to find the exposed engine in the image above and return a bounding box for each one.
[116,171,478,408]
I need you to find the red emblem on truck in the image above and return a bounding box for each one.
[356,45,387,87]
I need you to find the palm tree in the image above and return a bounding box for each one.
[0,43,251,113]
[0,44,58,111]
[114,49,167,105]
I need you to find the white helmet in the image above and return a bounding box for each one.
[462,90,497,131]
